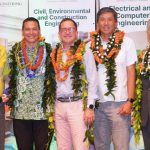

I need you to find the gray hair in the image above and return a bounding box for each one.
[147,19,150,30]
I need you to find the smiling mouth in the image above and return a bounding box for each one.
[103,26,110,30]
[64,36,72,38]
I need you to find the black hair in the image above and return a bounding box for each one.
[22,17,40,30]
[97,7,118,22]
[59,18,77,31]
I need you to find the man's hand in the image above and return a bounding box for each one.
[118,101,132,116]
[2,94,8,102]
[84,108,95,125]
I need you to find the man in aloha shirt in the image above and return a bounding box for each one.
[0,45,7,150]
[8,17,55,150]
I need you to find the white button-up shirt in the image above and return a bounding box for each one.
[96,36,137,102]
[56,42,98,106]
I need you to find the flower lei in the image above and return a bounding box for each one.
[133,48,150,144]
[51,40,85,81]
[15,37,44,70]
[90,29,124,99]
[137,48,150,77]
[8,41,56,149]
[51,39,88,109]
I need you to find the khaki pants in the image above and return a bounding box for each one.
[55,100,89,150]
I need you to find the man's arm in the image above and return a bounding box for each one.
[127,64,136,99]
[83,43,98,124]
[118,64,136,115]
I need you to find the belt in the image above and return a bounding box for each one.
[57,96,81,102]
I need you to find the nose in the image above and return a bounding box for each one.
[66,28,71,33]
[29,29,34,34]
[104,20,108,25]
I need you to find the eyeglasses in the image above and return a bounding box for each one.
[60,27,76,33]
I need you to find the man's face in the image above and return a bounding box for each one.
[97,12,117,37]
[59,20,78,45]
[22,21,40,45]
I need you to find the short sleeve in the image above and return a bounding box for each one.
[125,37,137,66]
[0,46,7,68]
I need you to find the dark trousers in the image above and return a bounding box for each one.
[0,104,5,150]
[142,123,150,150]
[13,119,48,150]
[141,77,150,150]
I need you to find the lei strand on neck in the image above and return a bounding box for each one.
[8,42,56,109]
[138,48,150,77]
[90,29,124,99]
[15,37,45,70]
[51,39,85,81]
[133,48,150,144]
[51,39,88,109]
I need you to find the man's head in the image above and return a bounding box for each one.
[147,19,150,44]
[22,17,41,46]
[96,7,118,38]
[58,18,78,45]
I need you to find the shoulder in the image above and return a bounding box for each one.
[11,42,20,52]
[0,45,6,55]
[45,42,51,47]
[83,41,95,62]
[138,48,148,58]
[45,42,52,53]
[123,36,135,44]
[85,40,91,49]
[122,36,136,52]
[45,42,52,48]
[84,42,92,56]
[0,45,7,67]
[141,48,148,53]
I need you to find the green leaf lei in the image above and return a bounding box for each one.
[132,63,142,144]
[70,39,88,109]
[54,39,88,109]
[90,29,124,99]
[133,48,150,144]
[8,42,56,111]
[8,42,56,149]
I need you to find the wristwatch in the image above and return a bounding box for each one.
[88,104,94,110]
[127,98,135,104]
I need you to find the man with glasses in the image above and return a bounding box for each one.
[51,18,97,150]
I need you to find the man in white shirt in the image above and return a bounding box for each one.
[89,7,137,150]
[51,18,97,150]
